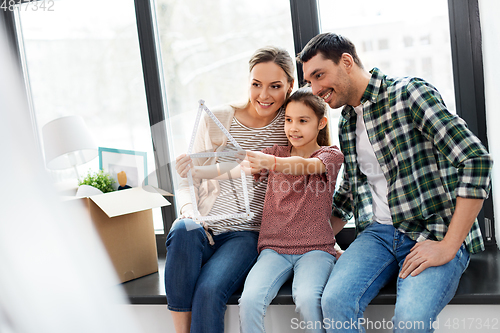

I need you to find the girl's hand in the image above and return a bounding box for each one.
[176,154,194,178]
[244,151,274,174]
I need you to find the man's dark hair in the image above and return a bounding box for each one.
[297,33,363,68]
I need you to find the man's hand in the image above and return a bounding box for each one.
[399,240,457,278]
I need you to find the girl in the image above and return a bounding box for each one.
[166,46,294,333]
[238,89,344,333]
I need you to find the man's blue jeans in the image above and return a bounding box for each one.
[322,222,470,333]
[239,249,335,333]
[164,219,259,333]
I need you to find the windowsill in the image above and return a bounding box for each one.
[122,246,500,306]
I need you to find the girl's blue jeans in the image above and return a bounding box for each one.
[164,219,259,333]
[321,222,470,333]
[239,249,336,333]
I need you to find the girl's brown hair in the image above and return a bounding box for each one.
[284,88,330,146]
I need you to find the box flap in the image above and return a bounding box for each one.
[89,185,171,218]
[152,187,174,196]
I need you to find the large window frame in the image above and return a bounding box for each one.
[5,0,495,251]
[448,0,495,246]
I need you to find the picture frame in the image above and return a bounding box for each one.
[98,147,148,190]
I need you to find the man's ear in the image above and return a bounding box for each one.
[341,53,354,72]
[318,116,328,130]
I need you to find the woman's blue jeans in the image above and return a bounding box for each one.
[321,222,470,333]
[239,249,336,333]
[164,219,259,333]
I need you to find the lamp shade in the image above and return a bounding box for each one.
[42,115,98,170]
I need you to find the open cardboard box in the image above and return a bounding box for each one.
[75,185,172,283]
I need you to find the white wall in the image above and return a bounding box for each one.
[479,0,500,249]
[129,304,500,333]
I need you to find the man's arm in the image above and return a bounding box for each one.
[330,215,347,236]
[331,215,348,259]
[399,197,484,278]
[399,80,492,278]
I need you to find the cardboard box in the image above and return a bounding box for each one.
[76,185,171,283]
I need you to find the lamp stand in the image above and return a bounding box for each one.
[68,151,81,182]
[73,165,81,183]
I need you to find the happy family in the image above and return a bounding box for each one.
[164,33,493,333]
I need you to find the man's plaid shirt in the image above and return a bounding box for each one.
[333,68,492,254]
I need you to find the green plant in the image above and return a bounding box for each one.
[79,170,116,193]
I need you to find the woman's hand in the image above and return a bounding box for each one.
[172,205,196,228]
[179,207,195,220]
[176,154,195,178]
[243,151,274,174]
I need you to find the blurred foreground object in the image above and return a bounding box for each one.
[0,18,141,333]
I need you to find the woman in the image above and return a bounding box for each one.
[165,46,295,333]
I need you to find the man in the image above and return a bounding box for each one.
[297,33,492,332]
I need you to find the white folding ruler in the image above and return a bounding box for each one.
[186,100,254,222]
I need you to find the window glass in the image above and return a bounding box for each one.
[318,0,456,113]
[154,0,296,210]
[318,0,456,114]
[16,0,165,232]
[479,0,500,246]
[318,0,455,226]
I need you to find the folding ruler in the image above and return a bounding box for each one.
[186,100,254,222]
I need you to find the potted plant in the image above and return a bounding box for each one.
[79,169,116,193]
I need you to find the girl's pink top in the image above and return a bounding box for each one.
[255,144,344,256]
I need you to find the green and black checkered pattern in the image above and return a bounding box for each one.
[333,68,493,254]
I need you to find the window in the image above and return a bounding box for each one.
[362,40,373,52]
[377,38,389,50]
[153,0,297,210]
[318,0,456,114]
[8,0,493,245]
[15,0,165,232]
[479,0,500,248]
[403,36,414,48]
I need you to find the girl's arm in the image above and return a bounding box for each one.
[176,153,245,180]
[245,150,327,175]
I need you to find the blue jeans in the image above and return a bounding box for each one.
[164,219,259,333]
[321,222,470,333]
[239,249,336,333]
